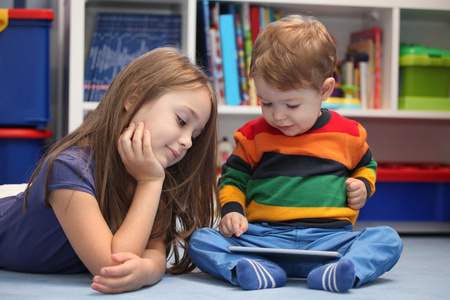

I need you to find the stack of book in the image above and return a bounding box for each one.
[338,27,382,110]
[84,13,182,102]
[197,1,282,106]
[197,1,382,110]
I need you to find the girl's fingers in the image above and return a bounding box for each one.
[131,122,145,155]
[142,129,152,157]
[91,275,128,294]
[118,123,136,158]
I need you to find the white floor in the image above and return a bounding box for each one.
[1,236,449,299]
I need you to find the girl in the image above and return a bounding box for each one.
[0,47,219,294]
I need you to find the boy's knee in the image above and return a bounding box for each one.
[377,226,404,256]
[190,228,217,248]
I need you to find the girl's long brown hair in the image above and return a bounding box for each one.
[24,47,219,274]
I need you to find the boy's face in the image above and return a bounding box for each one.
[254,74,332,136]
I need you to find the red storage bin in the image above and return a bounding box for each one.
[358,163,450,222]
[0,128,52,184]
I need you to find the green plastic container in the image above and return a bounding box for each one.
[398,96,450,111]
[399,45,450,111]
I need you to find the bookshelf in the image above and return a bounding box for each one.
[67,0,450,165]
[211,0,450,166]
[67,0,196,132]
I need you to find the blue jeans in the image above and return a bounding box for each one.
[188,223,403,287]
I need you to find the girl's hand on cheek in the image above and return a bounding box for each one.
[118,122,165,183]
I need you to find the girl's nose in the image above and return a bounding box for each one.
[179,133,193,149]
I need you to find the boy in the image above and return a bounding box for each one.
[188,15,403,293]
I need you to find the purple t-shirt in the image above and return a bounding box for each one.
[0,148,95,273]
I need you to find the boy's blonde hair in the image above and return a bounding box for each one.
[250,15,336,92]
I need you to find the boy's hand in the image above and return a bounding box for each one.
[345,178,367,210]
[219,212,248,237]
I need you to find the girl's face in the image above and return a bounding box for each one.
[254,74,334,136]
[128,88,211,169]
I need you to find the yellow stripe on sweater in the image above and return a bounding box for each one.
[245,201,359,225]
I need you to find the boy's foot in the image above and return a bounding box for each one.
[236,258,287,290]
[307,259,355,293]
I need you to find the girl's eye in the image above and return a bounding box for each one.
[177,116,186,126]
[287,104,299,109]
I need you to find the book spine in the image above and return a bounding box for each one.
[84,13,105,102]
[250,6,260,45]
[373,30,381,109]
[219,14,240,106]
[241,3,257,106]
[350,27,382,109]
[196,0,212,81]
[359,61,370,109]
[234,11,249,105]
[209,28,225,105]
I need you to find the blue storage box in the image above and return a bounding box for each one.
[358,164,450,222]
[0,9,54,128]
[358,181,450,222]
[0,128,52,184]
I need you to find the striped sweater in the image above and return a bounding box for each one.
[219,109,377,226]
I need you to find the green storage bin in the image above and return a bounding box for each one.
[399,45,450,111]
[399,96,450,111]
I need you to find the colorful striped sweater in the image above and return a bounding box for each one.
[219,109,377,226]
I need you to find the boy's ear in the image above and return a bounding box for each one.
[124,93,139,111]
[320,77,335,101]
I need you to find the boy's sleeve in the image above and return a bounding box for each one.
[350,124,377,199]
[218,130,255,217]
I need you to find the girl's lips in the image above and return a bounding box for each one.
[167,146,180,160]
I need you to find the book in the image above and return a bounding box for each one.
[234,9,249,105]
[84,13,181,102]
[359,61,370,109]
[240,3,257,106]
[209,3,225,105]
[250,5,260,45]
[219,14,240,105]
[348,38,374,108]
[209,28,225,105]
[351,27,382,109]
[196,0,212,81]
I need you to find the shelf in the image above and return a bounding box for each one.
[81,101,450,121]
[218,105,450,121]
[354,221,450,235]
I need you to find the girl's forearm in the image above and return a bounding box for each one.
[111,179,164,256]
[141,241,167,285]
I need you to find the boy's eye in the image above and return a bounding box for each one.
[287,104,299,109]
[177,116,186,126]
[261,102,272,107]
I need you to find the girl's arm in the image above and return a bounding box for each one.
[49,122,167,293]
[91,236,167,294]
[48,179,163,276]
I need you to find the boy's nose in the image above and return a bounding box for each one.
[273,108,286,121]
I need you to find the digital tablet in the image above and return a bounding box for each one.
[227,246,342,263]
